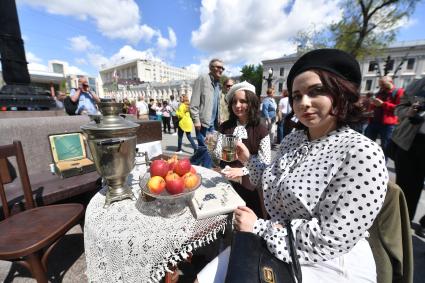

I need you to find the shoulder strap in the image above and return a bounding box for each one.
[391,88,399,100]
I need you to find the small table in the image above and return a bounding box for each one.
[84,165,230,283]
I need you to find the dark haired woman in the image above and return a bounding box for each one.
[197,49,389,283]
[213,81,272,216]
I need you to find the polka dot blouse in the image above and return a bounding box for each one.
[246,126,389,264]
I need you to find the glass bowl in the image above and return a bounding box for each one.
[138,171,202,217]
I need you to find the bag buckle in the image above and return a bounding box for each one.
[262,266,275,283]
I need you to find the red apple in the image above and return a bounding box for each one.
[183,172,200,190]
[167,158,178,171]
[147,176,166,194]
[166,174,185,195]
[174,159,192,176]
[165,172,180,183]
[150,159,169,178]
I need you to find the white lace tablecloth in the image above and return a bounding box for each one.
[84,165,229,283]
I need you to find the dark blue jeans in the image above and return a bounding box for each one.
[177,126,197,151]
[276,119,285,144]
[190,125,215,168]
[149,115,157,120]
[364,123,395,156]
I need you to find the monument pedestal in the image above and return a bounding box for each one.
[0,84,56,109]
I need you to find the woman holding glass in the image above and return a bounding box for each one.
[196,49,388,283]
[213,81,271,217]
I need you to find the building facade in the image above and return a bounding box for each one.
[261,40,425,96]
[103,80,194,103]
[99,59,198,92]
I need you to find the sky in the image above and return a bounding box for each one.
[14,0,425,78]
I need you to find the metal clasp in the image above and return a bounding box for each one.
[262,266,275,283]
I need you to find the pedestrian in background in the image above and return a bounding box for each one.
[190,58,225,168]
[261,87,277,146]
[219,78,234,125]
[365,76,404,156]
[161,101,172,134]
[148,99,157,120]
[127,100,138,116]
[391,77,425,237]
[176,95,198,153]
[70,77,100,115]
[170,95,179,134]
[276,89,291,144]
[136,96,149,119]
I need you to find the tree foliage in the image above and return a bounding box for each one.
[331,0,420,58]
[240,64,264,96]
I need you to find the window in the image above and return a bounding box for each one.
[52,63,64,74]
[278,82,283,92]
[368,61,377,72]
[365,80,372,91]
[406,58,415,70]
[402,78,413,88]
[279,67,284,76]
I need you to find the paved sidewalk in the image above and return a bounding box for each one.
[1,130,424,282]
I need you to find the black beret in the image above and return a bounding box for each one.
[286,49,361,93]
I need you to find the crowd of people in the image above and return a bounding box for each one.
[61,50,425,283]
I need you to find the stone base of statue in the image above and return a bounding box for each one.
[0,84,56,109]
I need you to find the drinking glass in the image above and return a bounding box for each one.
[205,131,220,167]
[221,134,237,162]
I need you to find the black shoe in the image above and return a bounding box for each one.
[415,226,425,238]
[419,215,425,227]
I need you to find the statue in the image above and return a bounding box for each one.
[0,0,55,110]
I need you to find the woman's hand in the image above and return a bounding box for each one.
[236,141,250,163]
[233,206,257,232]
[222,167,243,179]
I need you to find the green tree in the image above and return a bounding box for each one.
[331,0,419,58]
[240,64,263,96]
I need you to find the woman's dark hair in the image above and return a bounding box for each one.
[227,90,260,126]
[288,69,364,129]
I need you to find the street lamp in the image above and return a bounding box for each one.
[264,68,274,89]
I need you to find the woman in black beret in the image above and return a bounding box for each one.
[196,49,389,283]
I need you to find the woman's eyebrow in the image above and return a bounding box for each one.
[292,83,323,94]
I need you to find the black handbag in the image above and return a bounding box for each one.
[225,221,302,283]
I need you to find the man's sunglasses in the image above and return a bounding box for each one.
[212,65,225,71]
[225,84,233,88]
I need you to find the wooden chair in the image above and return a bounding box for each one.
[0,141,84,283]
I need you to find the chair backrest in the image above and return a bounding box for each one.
[367,181,413,283]
[0,141,35,218]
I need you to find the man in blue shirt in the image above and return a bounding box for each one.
[70,77,100,115]
[190,58,224,167]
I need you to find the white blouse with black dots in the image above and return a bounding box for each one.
[246,126,389,264]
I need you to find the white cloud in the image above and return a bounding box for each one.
[157,28,177,50]
[25,51,87,74]
[67,65,87,75]
[68,35,94,52]
[28,62,49,72]
[26,51,48,71]
[26,52,42,63]
[88,45,163,70]
[19,0,175,46]
[191,0,342,66]
[75,58,88,65]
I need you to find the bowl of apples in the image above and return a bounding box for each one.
[139,156,202,217]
